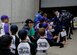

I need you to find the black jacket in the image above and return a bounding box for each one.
[15,35,20,55]
[0,48,15,55]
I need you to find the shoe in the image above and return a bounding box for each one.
[67,37,72,40]
[60,44,64,48]
[69,37,72,39]
[71,33,73,35]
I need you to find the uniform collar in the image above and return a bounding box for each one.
[40,37,45,39]
[21,40,28,43]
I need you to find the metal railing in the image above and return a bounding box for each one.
[9,21,25,25]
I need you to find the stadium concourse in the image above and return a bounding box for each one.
[48,30,77,55]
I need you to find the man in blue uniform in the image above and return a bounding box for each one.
[61,10,72,39]
[34,10,43,25]
[53,11,63,39]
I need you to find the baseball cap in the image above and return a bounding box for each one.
[1,15,9,20]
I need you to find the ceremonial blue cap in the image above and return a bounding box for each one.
[42,23,48,28]
[40,18,45,23]
[47,19,51,22]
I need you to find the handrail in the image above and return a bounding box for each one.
[9,21,25,25]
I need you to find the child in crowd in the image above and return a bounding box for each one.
[36,28,50,55]
[23,19,33,42]
[0,35,14,55]
[35,18,46,30]
[49,21,58,42]
[27,19,36,42]
[10,24,20,55]
[0,15,9,36]
[18,29,36,55]
[42,23,64,48]
[23,19,36,42]
[42,23,48,38]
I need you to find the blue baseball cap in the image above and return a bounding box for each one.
[18,29,27,39]
[1,15,9,20]
[10,24,18,32]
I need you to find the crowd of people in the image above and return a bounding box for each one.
[0,10,74,55]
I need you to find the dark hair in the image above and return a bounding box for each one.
[38,28,45,36]
[25,19,34,25]
[10,24,18,35]
[52,9,59,13]
[18,29,27,40]
[38,10,42,13]
[0,35,12,48]
[39,23,43,28]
